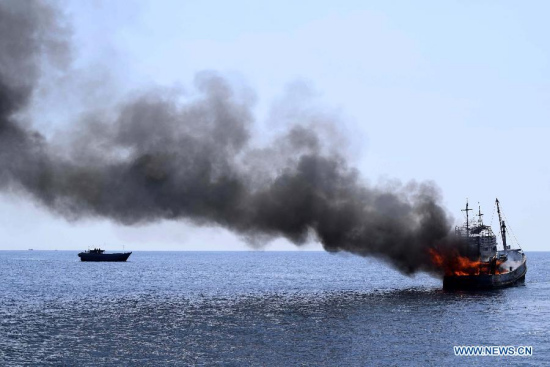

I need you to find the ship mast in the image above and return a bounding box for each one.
[462,200,472,236]
[496,198,509,250]
[478,204,484,225]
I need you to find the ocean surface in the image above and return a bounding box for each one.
[0,251,548,366]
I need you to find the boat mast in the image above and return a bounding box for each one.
[478,204,484,225]
[462,199,472,236]
[496,198,509,250]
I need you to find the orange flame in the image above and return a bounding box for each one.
[429,248,483,276]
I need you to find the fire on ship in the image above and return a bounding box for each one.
[430,199,527,290]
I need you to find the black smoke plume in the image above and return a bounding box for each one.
[0,1,466,275]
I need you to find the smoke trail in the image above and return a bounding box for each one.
[0,1,465,275]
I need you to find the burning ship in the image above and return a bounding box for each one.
[434,199,527,290]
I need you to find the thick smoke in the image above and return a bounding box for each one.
[0,1,466,275]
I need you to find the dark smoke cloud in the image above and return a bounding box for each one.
[0,1,465,275]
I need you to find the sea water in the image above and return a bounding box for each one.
[1,251,548,366]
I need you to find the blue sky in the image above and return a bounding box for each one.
[1,0,548,251]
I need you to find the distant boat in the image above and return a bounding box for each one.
[435,199,526,290]
[78,248,132,262]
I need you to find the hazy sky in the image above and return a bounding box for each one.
[1,0,548,251]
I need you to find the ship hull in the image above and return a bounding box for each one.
[443,257,527,290]
[78,252,132,262]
